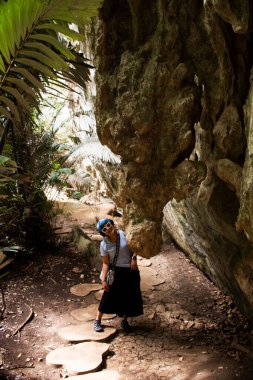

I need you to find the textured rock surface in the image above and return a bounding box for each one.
[139,265,165,292]
[70,226,101,271]
[95,0,207,258]
[58,323,116,343]
[46,342,109,375]
[70,283,101,297]
[137,256,151,267]
[66,370,123,380]
[94,1,253,318]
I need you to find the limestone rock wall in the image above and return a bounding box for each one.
[94,0,253,318]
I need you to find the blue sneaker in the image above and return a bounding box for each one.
[94,319,104,332]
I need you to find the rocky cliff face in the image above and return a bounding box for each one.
[94,0,253,318]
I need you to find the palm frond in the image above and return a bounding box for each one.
[0,105,13,122]
[41,0,101,24]
[28,33,75,59]
[70,141,121,165]
[0,0,101,124]
[6,77,37,98]
[35,23,84,41]
[10,67,46,92]
[0,95,20,121]
[2,86,31,110]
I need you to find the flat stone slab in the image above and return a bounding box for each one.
[58,322,116,343]
[71,304,116,321]
[70,283,101,297]
[67,370,123,380]
[46,341,109,375]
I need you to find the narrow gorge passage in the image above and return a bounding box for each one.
[1,199,253,379]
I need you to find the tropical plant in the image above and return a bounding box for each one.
[35,88,122,202]
[0,0,101,128]
[0,0,101,250]
[0,149,53,249]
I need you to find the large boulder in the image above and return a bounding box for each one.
[93,0,253,319]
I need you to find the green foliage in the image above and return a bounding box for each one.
[0,154,21,246]
[0,154,16,232]
[0,0,101,123]
[0,183,55,250]
[0,0,102,250]
[0,125,65,250]
[0,154,17,182]
[70,190,83,200]
[34,94,95,198]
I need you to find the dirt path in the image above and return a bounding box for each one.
[1,199,253,379]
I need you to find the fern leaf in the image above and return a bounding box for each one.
[3,9,15,57]
[35,23,85,41]
[0,96,20,121]
[44,79,78,94]
[0,21,11,63]
[1,86,30,111]
[0,4,16,59]
[41,0,102,23]
[6,77,36,98]
[10,0,21,46]
[15,58,57,79]
[10,67,46,92]
[0,105,13,122]
[24,95,40,113]
[29,34,75,60]
[0,55,4,74]
[21,0,44,39]
[19,49,63,70]
[24,42,67,68]
[0,0,101,124]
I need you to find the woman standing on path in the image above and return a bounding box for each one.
[94,218,143,333]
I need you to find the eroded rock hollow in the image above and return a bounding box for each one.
[94,0,253,318]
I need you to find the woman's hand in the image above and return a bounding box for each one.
[101,280,109,292]
[100,256,110,291]
[131,256,138,271]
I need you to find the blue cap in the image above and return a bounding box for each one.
[96,218,114,235]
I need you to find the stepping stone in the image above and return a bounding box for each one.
[70,283,101,297]
[67,369,123,380]
[46,341,109,375]
[71,304,116,321]
[58,322,116,343]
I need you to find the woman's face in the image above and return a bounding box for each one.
[102,221,115,236]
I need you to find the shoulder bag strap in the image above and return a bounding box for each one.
[111,232,120,269]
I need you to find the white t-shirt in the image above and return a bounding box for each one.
[100,230,132,268]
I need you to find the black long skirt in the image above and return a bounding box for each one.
[98,266,143,318]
